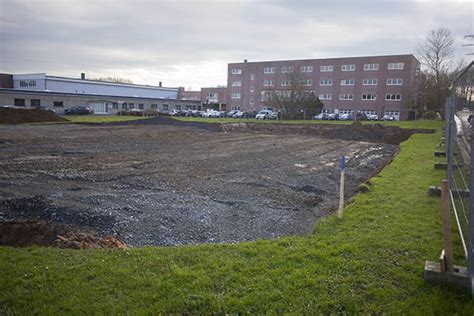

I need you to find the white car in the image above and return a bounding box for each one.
[255,110,273,120]
[366,114,379,121]
[232,111,244,118]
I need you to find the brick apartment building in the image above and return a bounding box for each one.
[227,54,420,120]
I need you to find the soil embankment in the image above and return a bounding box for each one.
[0,108,68,124]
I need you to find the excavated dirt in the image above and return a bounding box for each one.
[0,122,404,247]
[0,108,68,124]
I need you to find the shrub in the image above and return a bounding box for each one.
[422,111,439,120]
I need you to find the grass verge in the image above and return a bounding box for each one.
[64,115,153,123]
[1,121,472,314]
[173,117,440,130]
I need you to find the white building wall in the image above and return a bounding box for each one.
[12,73,178,99]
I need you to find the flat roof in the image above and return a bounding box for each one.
[228,53,419,65]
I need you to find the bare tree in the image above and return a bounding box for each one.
[417,27,455,111]
[263,72,323,119]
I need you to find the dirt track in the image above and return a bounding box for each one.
[0,122,399,246]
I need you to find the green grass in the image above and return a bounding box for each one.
[1,120,472,314]
[174,117,440,130]
[64,115,152,123]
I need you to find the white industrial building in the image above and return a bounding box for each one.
[0,72,200,114]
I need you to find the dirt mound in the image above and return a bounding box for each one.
[0,108,68,124]
[0,219,127,249]
[94,115,221,132]
[221,122,433,145]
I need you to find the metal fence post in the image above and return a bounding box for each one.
[469,122,474,298]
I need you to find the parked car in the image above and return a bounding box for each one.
[327,113,338,120]
[232,111,244,118]
[242,111,257,118]
[382,114,395,121]
[255,110,273,120]
[38,106,56,113]
[64,106,93,115]
[355,112,368,121]
[313,113,328,120]
[226,110,238,118]
[366,114,379,121]
[339,113,353,121]
[269,112,279,120]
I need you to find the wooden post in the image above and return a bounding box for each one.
[338,156,345,220]
[441,179,454,272]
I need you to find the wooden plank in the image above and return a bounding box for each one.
[441,180,454,273]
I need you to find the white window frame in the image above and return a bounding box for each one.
[232,81,242,87]
[250,86,255,93]
[300,65,313,73]
[319,79,333,86]
[300,79,312,86]
[264,67,276,74]
[282,66,294,73]
[388,62,404,70]
[340,79,355,86]
[232,68,242,75]
[320,65,334,72]
[385,94,402,101]
[386,78,403,85]
[341,64,356,71]
[363,78,378,86]
[363,63,379,71]
[231,93,241,99]
[361,93,377,101]
[318,93,332,100]
[281,80,292,87]
[339,93,354,101]
[263,80,275,87]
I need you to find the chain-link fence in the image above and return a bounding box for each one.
[444,61,473,293]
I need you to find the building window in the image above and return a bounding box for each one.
[339,94,354,100]
[249,98,255,105]
[250,73,255,80]
[53,101,64,107]
[231,93,241,99]
[341,64,356,71]
[31,99,41,107]
[319,79,333,86]
[264,80,275,87]
[300,79,312,86]
[364,63,379,71]
[19,80,36,87]
[112,102,118,109]
[339,109,353,115]
[300,65,313,72]
[151,104,157,109]
[320,65,334,72]
[163,104,169,110]
[363,78,378,85]
[129,103,134,109]
[340,79,355,86]
[232,81,242,87]
[122,103,128,109]
[232,68,242,74]
[206,92,218,98]
[264,67,276,74]
[260,91,272,101]
[250,86,255,93]
[388,62,404,70]
[175,105,181,110]
[385,94,402,101]
[281,80,292,87]
[14,99,25,107]
[386,78,403,85]
[318,93,332,100]
[282,66,294,73]
[139,104,144,109]
[361,93,377,100]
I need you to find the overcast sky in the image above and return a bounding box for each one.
[0,0,472,90]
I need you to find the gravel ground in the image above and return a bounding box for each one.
[0,123,398,246]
